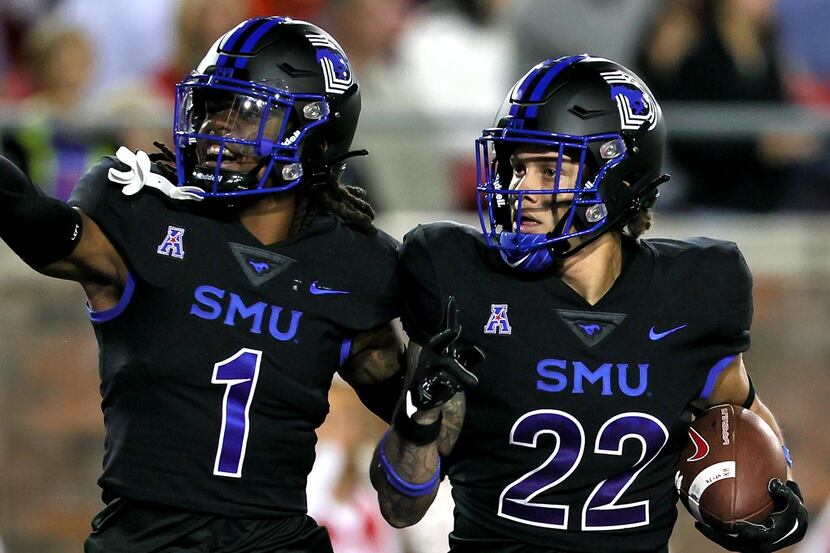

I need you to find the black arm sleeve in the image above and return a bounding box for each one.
[0,155,83,267]
[350,366,406,424]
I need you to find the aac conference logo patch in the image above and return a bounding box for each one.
[484,304,512,335]
[157,226,186,259]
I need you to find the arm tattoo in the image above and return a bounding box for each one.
[341,323,404,385]
[438,392,466,455]
[404,342,422,388]
[357,340,401,382]
[337,324,405,422]
[370,429,441,527]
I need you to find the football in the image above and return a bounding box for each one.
[675,404,788,527]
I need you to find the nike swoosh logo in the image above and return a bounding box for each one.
[309,281,349,295]
[649,324,687,340]
[773,519,799,544]
[500,251,532,268]
[405,390,417,417]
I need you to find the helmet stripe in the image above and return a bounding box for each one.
[216,18,263,68]
[509,55,585,119]
[514,64,548,101]
[216,17,286,68]
[524,55,586,118]
[234,17,286,68]
[529,55,586,102]
[508,64,550,117]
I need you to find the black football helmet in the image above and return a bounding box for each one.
[173,16,361,199]
[476,55,669,271]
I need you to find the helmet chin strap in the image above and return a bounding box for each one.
[330,148,369,164]
[549,208,574,257]
[498,174,670,270]
[197,156,271,194]
[550,173,671,259]
[304,149,369,188]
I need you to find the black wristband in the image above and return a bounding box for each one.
[742,375,756,409]
[393,408,443,446]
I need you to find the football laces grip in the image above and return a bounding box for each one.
[108,147,205,201]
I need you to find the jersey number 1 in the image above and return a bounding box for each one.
[212,348,262,478]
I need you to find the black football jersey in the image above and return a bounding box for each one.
[399,222,752,553]
[68,156,400,517]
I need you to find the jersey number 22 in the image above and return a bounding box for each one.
[499,410,669,531]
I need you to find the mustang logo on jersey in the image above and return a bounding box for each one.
[189,285,303,341]
[229,243,295,287]
[578,323,602,336]
[248,260,271,275]
[157,226,186,259]
[536,358,649,396]
[484,304,512,335]
[556,309,626,347]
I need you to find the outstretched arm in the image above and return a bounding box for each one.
[0,155,127,306]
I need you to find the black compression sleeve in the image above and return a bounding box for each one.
[353,368,406,424]
[0,155,83,267]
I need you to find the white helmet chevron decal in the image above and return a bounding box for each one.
[305,32,338,49]
[306,32,354,95]
[320,56,352,93]
[600,69,641,87]
[600,70,657,131]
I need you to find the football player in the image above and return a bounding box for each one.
[0,17,408,553]
[371,56,808,553]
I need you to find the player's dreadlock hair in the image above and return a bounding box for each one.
[288,171,376,236]
[149,142,376,237]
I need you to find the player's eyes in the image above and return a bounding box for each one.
[544,167,558,178]
[237,99,266,119]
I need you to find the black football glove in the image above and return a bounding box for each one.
[695,479,808,552]
[409,296,484,411]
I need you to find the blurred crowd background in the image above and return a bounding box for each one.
[0,0,828,552]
